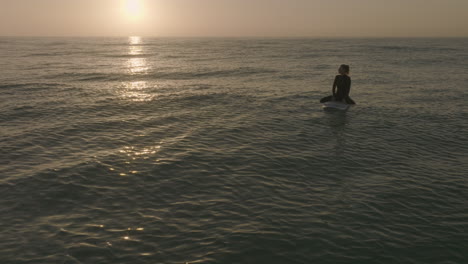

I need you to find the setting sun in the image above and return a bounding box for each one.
[121,0,144,21]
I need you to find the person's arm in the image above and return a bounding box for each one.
[344,77,351,97]
[332,76,338,96]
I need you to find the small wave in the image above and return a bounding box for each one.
[315,64,332,69]
[0,82,62,90]
[104,53,157,58]
[100,43,157,47]
[375,45,456,53]
[26,52,74,57]
[297,53,321,59]
[132,67,277,80]
[25,50,106,57]
[43,41,69,46]
[42,66,276,82]
[41,72,110,82]
[380,45,408,50]
[79,76,116,81]
[161,91,256,109]
[163,55,186,59]
[189,67,277,78]
[45,72,120,82]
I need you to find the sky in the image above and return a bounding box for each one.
[0,0,467,37]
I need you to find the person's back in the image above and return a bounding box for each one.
[333,74,351,101]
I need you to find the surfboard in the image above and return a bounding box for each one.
[322,101,350,111]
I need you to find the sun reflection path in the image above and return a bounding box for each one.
[119,145,161,158]
[120,36,154,101]
[129,36,141,45]
[128,58,149,74]
[129,46,142,56]
[127,36,149,74]
[120,81,155,102]
[112,144,162,176]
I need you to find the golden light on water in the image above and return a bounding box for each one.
[119,145,161,157]
[120,81,154,102]
[119,36,153,102]
[129,36,141,45]
[115,144,162,177]
[127,58,148,74]
[127,37,148,74]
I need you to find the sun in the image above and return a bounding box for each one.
[121,0,144,21]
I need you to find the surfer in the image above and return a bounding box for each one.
[320,64,356,104]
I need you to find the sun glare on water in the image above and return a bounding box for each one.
[122,0,144,21]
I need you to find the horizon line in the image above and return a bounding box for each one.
[1,35,468,39]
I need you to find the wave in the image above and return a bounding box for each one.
[372,45,457,53]
[190,67,277,78]
[46,67,277,82]
[25,51,97,57]
[42,41,70,46]
[103,53,158,58]
[100,43,158,47]
[44,72,120,82]
[0,82,63,90]
[149,67,276,80]
[27,52,71,57]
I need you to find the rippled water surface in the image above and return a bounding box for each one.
[1,37,468,263]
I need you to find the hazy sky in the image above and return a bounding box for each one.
[1,0,467,37]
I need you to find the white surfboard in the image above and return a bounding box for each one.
[322,101,350,111]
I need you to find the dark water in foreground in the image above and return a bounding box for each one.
[1,37,468,263]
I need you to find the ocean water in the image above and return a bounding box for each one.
[1,37,467,264]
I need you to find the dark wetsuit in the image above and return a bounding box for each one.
[333,75,351,101]
[320,74,356,104]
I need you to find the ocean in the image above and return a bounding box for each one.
[1,37,467,264]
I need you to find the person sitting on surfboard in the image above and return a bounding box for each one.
[320,64,356,105]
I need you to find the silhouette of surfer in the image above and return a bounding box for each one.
[320,64,356,104]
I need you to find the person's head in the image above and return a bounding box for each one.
[338,64,350,75]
